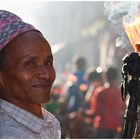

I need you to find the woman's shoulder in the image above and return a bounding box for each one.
[0,112,27,138]
[43,108,60,126]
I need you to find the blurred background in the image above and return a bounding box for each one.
[0,0,128,138]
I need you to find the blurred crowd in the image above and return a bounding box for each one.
[43,55,126,139]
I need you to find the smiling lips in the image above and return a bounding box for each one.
[32,83,51,90]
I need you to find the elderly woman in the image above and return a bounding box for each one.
[0,10,61,138]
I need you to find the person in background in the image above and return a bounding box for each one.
[65,74,82,113]
[85,67,104,104]
[72,55,87,87]
[0,10,61,138]
[81,67,104,138]
[93,67,126,138]
[62,56,88,113]
[60,58,88,138]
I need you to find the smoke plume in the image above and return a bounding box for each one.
[104,1,140,49]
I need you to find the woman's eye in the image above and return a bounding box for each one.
[29,62,34,65]
[26,61,33,65]
[47,62,52,66]
[45,61,53,67]
[24,60,36,67]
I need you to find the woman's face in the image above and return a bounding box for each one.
[0,31,56,104]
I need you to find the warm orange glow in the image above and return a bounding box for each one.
[67,74,77,82]
[80,84,88,92]
[123,15,140,53]
[117,126,122,133]
[93,115,101,128]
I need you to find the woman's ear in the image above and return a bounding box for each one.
[0,71,3,98]
[0,71,4,87]
[0,71,7,99]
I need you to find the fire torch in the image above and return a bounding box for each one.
[121,15,140,138]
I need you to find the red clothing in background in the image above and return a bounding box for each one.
[94,86,125,130]
[89,86,104,114]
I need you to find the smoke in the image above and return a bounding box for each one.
[104,1,140,49]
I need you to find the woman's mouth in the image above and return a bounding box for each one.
[32,83,51,91]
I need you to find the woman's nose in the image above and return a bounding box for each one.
[38,65,51,79]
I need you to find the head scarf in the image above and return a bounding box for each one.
[0,10,37,50]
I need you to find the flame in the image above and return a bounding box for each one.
[123,15,140,53]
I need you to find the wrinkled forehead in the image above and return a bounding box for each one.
[0,10,39,51]
[5,31,51,55]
